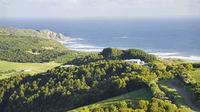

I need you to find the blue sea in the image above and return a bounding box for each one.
[0,18,200,61]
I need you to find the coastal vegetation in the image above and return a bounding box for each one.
[177,64,200,109]
[69,88,153,112]
[68,48,157,65]
[0,27,199,112]
[0,26,70,40]
[0,61,61,80]
[0,35,88,63]
[70,98,193,112]
[0,58,198,112]
[190,69,200,82]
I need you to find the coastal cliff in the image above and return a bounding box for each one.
[39,29,71,40]
[0,26,72,41]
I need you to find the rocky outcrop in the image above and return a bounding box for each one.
[40,30,71,40]
[0,26,74,41]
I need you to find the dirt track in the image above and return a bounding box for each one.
[166,81,200,112]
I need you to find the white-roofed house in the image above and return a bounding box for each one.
[20,69,32,72]
[125,59,145,65]
[60,65,74,67]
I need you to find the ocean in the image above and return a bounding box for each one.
[0,18,200,61]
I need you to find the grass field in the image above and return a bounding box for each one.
[69,88,153,112]
[159,80,185,106]
[159,58,190,64]
[160,79,200,111]
[190,69,200,82]
[0,60,61,79]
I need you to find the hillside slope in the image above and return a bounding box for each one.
[0,34,86,62]
[166,80,200,111]
[0,26,71,40]
[0,60,196,112]
[0,61,61,80]
[69,88,153,112]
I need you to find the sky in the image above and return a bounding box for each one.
[0,0,200,19]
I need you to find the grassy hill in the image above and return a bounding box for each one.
[0,60,61,80]
[0,26,71,40]
[0,34,87,63]
[0,27,199,112]
[0,57,197,112]
[0,35,66,62]
[0,26,45,38]
[69,88,153,112]
[190,69,200,82]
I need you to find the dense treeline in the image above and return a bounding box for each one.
[192,63,200,68]
[0,35,155,63]
[77,99,193,112]
[68,53,104,65]
[0,35,87,63]
[0,60,194,112]
[68,48,157,65]
[0,60,148,112]
[0,70,16,76]
[176,67,200,108]
[101,48,157,62]
[157,62,200,108]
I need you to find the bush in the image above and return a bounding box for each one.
[122,49,157,62]
[192,63,200,68]
[101,48,123,59]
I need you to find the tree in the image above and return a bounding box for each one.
[122,49,156,62]
[101,48,122,59]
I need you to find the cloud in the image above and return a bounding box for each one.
[1,0,200,18]
[0,0,8,17]
[28,0,79,4]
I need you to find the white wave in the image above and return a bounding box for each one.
[63,42,78,44]
[150,52,200,62]
[161,56,200,62]
[150,52,180,56]
[112,36,129,39]
[67,43,104,49]
[119,36,129,39]
[60,40,104,52]
[74,49,103,52]
[59,40,70,44]
[59,40,200,62]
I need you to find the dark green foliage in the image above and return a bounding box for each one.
[0,70,16,76]
[122,49,157,62]
[0,60,150,112]
[68,53,104,65]
[101,48,123,59]
[0,35,87,63]
[177,68,200,107]
[193,83,200,107]
[165,63,200,108]
[81,98,193,112]
[100,48,157,62]
[53,50,89,63]
[0,28,197,112]
[69,48,157,65]
[159,82,185,106]
[192,63,200,68]
[148,81,167,100]
[0,60,195,112]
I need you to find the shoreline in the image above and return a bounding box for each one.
[59,40,200,62]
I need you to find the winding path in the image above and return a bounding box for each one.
[166,81,200,112]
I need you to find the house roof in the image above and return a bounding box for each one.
[125,59,141,61]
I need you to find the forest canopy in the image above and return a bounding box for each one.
[0,35,87,63]
[68,48,157,65]
[0,60,197,112]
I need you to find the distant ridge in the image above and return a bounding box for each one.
[0,26,72,40]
